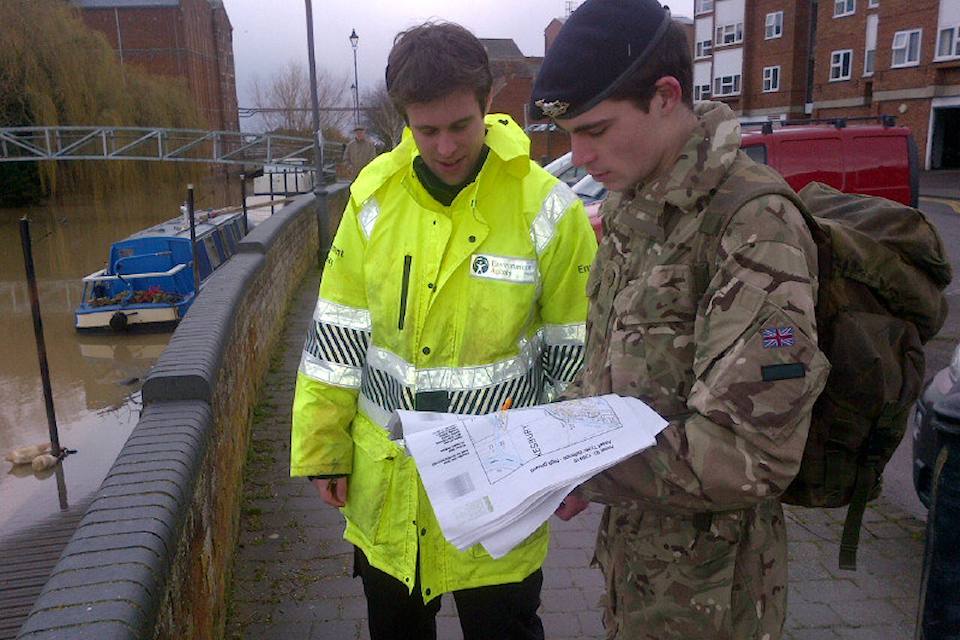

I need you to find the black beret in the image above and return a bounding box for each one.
[530,0,671,120]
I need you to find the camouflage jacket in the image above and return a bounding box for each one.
[566,102,830,514]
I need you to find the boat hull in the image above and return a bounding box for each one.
[75,299,189,332]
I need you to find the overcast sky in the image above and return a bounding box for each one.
[221,0,694,129]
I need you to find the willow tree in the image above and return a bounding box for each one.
[0,0,206,206]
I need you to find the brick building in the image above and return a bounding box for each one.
[693,0,960,168]
[72,0,239,133]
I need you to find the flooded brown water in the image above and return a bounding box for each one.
[0,177,237,539]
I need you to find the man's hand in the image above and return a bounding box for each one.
[554,493,590,521]
[312,476,348,507]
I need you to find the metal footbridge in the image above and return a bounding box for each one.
[0,126,343,168]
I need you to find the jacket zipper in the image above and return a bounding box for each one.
[398,254,412,330]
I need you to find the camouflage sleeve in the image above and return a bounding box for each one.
[579,194,830,512]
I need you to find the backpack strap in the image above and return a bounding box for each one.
[692,152,829,298]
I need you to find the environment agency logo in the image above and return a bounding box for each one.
[472,255,490,275]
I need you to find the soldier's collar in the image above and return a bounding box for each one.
[631,102,741,214]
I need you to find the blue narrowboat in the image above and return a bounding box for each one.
[75,209,246,331]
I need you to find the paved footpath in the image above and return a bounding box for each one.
[225,268,926,640]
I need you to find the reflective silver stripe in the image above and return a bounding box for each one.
[530,181,577,255]
[358,394,393,429]
[314,297,372,331]
[358,196,381,240]
[541,322,586,345]
[299,354,363,388]
[364,339,541,391]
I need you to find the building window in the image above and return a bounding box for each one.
[864,48,876,74]
[696,0,714,14]
[766,12,784,39]
[867,0,878,7]
[763,66,781,92]
[695,38,713,58]
[937,26,960,60]
[830,50,853,80]
[713,74,742,97]
[892,29,922,67]
[834,0,855,17]
[715,23,744,46]
[694,83,712,101]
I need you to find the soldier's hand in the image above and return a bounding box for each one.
[554,494,590,521]
[312,476,348,507]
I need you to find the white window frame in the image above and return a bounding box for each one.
[937,26,960,60]
[695,38,713,58]
[830,49,853,80]
[766,12,784,39]
[864,47,876,75]
[696,0,714,14]
[694,83,712,101]
[892,29,922,67]
[715,23,744,46]
[713,74,742,97]
[763,66,781,92]
[834,0,855,17]
[867,0,878,7]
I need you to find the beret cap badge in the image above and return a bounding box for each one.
[534,99,570,119]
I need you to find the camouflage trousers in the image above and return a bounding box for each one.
[593,500,787,640]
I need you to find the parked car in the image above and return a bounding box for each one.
[912,344,960,507]
[545,115,919,243]
[543,151,588,187]
[740,116,919,207]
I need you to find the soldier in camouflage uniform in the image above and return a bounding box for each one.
[530,1,830,638]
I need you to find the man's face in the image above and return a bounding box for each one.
[406,88,487,186]
[557,98,671,192]
[354,128,366,141]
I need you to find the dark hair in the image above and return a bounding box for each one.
[608,21,693,111]
[386,22,493,119]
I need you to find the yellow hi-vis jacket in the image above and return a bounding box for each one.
[291,114,597,602]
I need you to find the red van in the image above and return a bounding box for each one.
[740,116,919,208]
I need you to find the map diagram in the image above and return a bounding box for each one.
[464,397,624,484]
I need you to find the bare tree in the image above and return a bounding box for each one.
[250,60,350,135]
[361,81,405,151]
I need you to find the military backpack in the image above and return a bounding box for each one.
[695,156,952,569]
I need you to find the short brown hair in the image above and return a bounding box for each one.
[608,21,693,111]
[386,22,493,119]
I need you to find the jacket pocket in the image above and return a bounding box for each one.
[609,265,697,415]
[341,419,398,543]
[693,292,828,445]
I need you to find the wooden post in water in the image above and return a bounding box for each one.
[188,184,199,295]
[18,216,61,454]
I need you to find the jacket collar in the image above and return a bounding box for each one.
[349,113,531,206]
[610,101,742,229]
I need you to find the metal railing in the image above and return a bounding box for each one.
[0,126,345,169]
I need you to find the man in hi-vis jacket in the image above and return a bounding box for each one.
[290,21,597,640]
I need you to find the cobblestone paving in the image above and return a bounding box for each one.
[224,269,926,640]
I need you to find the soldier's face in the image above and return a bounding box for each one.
[407,89,488,186]
[559,98,673,192]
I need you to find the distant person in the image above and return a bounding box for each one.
[343,124,377,179]
[290,20,597,640]
[531,0,829,638]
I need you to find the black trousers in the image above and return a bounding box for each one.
[354,547,545,640]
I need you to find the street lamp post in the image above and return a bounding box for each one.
[304,0,329,264]
[349,29,360,128]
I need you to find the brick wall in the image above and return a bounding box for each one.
[16,186,351,640]
[77,1,238,132]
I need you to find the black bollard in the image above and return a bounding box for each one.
[240,173,249,234]
[916,415,960,639]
